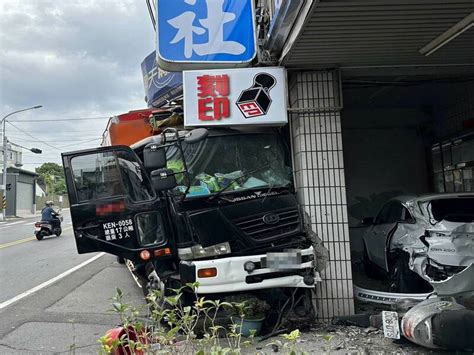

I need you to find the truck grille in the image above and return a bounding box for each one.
[233,208,300,241]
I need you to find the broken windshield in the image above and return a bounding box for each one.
[166,133,292,198]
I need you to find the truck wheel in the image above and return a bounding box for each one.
[389,255,420,293]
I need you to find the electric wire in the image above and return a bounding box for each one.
[6,121,61,151]
[12,116,109,122]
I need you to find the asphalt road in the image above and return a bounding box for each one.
[0,210,100,303]
[0,210,145,353]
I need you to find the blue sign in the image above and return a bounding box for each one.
[156,0,256,70]
[141,51,183,107]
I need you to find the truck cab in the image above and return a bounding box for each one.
[62,125,318,297]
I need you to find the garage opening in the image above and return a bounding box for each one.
[341,76,474,294]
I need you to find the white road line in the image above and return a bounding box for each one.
[0,252,105,310]
[0,221,24,228]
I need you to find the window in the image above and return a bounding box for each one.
[116,151,155,202]
[71,152,123,202]
[386,203,403,223]
[375,202,402,224]
[400,207,415,223]
[375,203,392,224]
[431,134,474,192]
[71,150,155,203]
[429,198,474,223]
[136,212,166,246]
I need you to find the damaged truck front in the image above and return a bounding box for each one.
[404,195,474,297]
[62,125,326,308]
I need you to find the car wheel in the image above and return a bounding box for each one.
[389,255,420,293]
[363,245,379,279]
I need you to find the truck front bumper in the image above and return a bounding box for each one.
[179,246,318,294]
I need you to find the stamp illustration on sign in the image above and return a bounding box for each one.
[236,73,276,118]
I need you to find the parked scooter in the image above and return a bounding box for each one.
[34,209,63,240]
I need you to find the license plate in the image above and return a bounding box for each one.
[382,311,400,339]
[263,250,302,269]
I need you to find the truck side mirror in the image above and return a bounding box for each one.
[151,168,177,191]
[184,128,208,144]
[144,143,167,170]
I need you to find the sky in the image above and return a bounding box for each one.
[0,0,155,171]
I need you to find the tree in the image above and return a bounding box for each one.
[36,162,67,195]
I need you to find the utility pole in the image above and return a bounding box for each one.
[1,105,43,220]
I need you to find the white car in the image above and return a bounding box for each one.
[361,193,474,295]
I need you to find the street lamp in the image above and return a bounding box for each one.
[1,105,43,220]
[9,141,42,155]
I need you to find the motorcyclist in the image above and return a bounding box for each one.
[41,201,60,229]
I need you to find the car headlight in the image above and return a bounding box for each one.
[178,242,231,260]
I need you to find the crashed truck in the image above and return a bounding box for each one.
[61,109,327,313]
[362,194,474,296]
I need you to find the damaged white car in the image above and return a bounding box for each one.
[361,193,473,295]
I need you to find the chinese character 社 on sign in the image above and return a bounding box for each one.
[197,74,230,121]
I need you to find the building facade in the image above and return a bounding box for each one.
[146,0,474,318]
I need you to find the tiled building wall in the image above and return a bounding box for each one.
[289,70,354,319]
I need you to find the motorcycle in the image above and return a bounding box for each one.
[34,210,63,240]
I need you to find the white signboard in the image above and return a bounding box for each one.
[183,67,288,127]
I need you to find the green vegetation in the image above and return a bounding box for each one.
[99,284,305,355]
[36,162,66,195]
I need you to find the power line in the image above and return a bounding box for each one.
[7,138,101,143]
[7,137,102,143]
[12,116,109,122]
[58,138,102,148]
[7,121,61,151]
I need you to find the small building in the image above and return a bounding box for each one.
[0,167,38,217]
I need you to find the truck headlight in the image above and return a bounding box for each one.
[178,242,231,260]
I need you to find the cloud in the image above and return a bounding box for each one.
[0,0,155,168]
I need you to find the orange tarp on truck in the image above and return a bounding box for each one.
[102,109,163,147]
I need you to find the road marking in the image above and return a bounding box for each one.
[22,222,32,226]
[0,227,72,250]
[0,221,24,228]
[0,252,105,310]
[0,237,36,249]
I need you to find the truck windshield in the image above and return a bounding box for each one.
[166,133,292,198]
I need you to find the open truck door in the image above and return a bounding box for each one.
[62,146,173,263]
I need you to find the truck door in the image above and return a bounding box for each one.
[62,146,172,262]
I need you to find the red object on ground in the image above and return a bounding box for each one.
[105,326,149,355]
